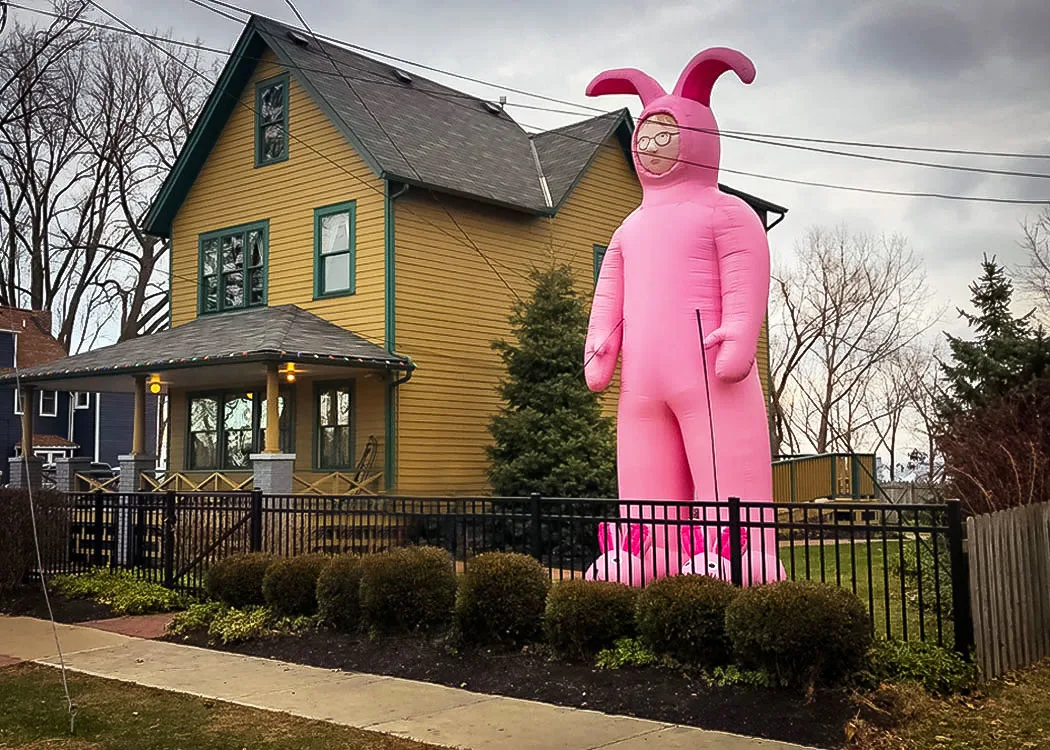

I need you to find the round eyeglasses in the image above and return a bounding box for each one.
[636,131,678,151]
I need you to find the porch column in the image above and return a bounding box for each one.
[10,385,42,489]
[55,457,93,493]
[132,373,147,456]
[117,374,155,565]
[252,363,295,498]
[264,363,280,453]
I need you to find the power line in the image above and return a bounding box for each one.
[280,0,523,303]
[15,1,1049,207]
[516,117,1050,206]
[13,0,1050,186]
[80,0,528,303]
[190,0,1050,165]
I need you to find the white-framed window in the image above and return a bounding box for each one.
[39,390,58,418]
[73,392,90,409]
[13,388,22,415]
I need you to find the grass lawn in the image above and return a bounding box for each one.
[853,658,1050,749]
[0,663,440,750]
[779,538,955,649]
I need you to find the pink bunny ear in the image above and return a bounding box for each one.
[623,523,650,556]
[586,68,667,107]
[718,527,749,560]
[680,524,706,557]
[673,48,755,106]
[597,522,616,554]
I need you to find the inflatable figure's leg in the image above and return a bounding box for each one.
[673,368,784,584]
[585,394,692,585]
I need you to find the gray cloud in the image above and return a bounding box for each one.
[12,0,1048,341]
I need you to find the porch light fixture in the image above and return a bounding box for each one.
[148,373,162,394]
[280,362,297,383]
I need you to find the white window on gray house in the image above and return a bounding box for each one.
[73,392,90,409]
[13,388,22,415]
[39,390,58,417]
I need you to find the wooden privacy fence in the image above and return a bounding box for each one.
[967,502,1050,679]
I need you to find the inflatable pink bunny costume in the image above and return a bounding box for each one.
[582,48,784,586]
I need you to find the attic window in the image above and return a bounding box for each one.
[392,69,413,84]
[287,30,311,47]
[255,73,289,167]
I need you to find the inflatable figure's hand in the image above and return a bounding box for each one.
[584,336,618,392]
[703,327,755,383]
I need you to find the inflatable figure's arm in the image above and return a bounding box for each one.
[704,197,770,383]
[584,232,624,392]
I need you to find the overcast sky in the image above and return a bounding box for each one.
[15,0,1050,339]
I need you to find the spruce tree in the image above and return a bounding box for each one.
[486,264,617,497]
[939,254,1050,417]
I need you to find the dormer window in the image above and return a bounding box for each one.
[255,73,289,167]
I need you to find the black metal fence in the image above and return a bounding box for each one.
[38,491,972,653]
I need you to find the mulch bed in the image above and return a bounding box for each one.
[0,585,116,623]
[169,629,853,748]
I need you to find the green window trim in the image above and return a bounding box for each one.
[313,200,357,299]
[185,387,294,471]
[593,243,608,286]
[197,220,269,316]
[254,72,290,167]
[313,380,356,471]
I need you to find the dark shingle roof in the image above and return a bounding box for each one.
[0,305,410,384]
[531,111,632,209]
[256,17,549,213]
[143,15,787,237]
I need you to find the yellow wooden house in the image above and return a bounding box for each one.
[3,15,788,496]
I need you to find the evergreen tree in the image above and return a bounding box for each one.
[939,254,1050,417]
[486,264,617,497]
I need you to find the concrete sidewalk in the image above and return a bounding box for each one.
[0,615,823,750]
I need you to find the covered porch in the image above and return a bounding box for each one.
[0,305,413,495]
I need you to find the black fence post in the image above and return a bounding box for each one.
[163,490,176,590]
[91,489,105,568]
[728,496,744,587]
[946,499,975,658]
[249,489,264,553]
[530,492,543,562]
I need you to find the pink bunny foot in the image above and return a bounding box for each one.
[584,521,661,587]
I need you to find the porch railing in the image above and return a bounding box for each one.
[292,471,383,496]
[140,472,253,492]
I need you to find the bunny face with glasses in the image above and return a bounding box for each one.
[633,112,680,175]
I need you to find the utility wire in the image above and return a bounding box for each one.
[81,0,528,302]
[12,369,77,734]
[277,0,525,302]
[189,0,1050,164]
[12,0,1050,187]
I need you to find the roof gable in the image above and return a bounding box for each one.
[143,15,787,238]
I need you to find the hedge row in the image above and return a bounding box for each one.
[205,548,872,688]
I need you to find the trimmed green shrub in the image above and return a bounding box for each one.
[359,545,457,634]
[316,554,364,631]
[51,568,191,615]
[455,552,550,645]
[544,579,637,661]
[725,580,871,689]
[205,553,275,608]
[0,488,66,595]
[262,554,329,617]
[863,638,977,695]
[635,574,738,667]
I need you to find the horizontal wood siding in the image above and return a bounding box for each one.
[393,138,638,494]
[169,49,386,340]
